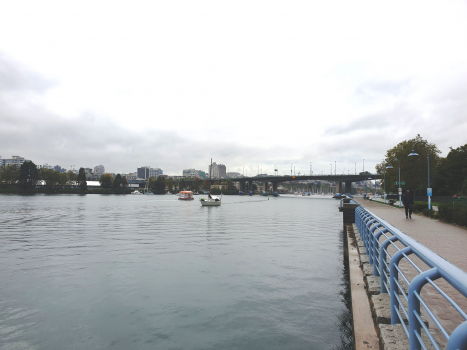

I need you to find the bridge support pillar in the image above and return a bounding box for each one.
[239,181,245,194]
[345,181,352,194]
[339,182,344,194]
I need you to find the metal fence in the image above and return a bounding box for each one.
[355,205,467,350]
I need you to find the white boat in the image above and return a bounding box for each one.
[131,190,142,195]
[200,194,221,206]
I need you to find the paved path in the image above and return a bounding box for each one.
[354,198,467,272]
[354,198,467,339]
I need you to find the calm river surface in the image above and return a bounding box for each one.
[0,194,353,350]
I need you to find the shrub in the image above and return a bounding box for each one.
[422,208,435,218]
[413,202,428,213]
[438,204,467,227]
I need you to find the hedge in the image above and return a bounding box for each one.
[438,204,467,227]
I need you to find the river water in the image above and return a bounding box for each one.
[0,194,353,350]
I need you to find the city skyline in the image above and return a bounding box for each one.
[1,1,466,175]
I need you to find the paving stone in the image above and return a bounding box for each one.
[372,294,392,324]
[362,263,374,277]
[366,276,381,295]
[378,324,445,350]
[360,255,370,265]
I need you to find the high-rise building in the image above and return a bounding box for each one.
[149,168,163,178]
[94,165,105,175]
[208,162,227,179]
[54,165,67,173]
[137,166,163,179]
[137,166,150,179]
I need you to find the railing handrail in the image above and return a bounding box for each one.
[355,205,467,350]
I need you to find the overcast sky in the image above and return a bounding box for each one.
[1,0,467,176]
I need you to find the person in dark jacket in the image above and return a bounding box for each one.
[402,190,414,219]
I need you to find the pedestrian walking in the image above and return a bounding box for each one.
[402,190,414,219]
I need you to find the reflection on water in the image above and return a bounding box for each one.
[0,194,353,349]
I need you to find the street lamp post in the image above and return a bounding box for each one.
[330,164,332,175]
[387,158,401,207]
[409,141,431,209]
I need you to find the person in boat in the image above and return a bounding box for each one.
[208,194,212,199]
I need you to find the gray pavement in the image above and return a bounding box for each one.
[354,197,467,338]
[354,197,467,272]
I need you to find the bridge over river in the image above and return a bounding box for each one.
[227,173,382,194]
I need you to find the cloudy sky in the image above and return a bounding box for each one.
[1,0,467,176]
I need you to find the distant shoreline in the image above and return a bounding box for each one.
[0,186,133,195]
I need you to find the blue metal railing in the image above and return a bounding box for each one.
[355,205,467,350]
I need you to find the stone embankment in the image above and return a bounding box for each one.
[345,223,444,350]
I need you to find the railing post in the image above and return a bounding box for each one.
[365,218,377,252]
[380,236,398,293]
[390,247,412,325]
[408,268,440,350]
[373,227,388,276]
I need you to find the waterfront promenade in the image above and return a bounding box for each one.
[354,197,467,338]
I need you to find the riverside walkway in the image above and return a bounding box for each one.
[353,197,467,340]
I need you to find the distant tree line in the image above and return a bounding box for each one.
[0,163,113,193]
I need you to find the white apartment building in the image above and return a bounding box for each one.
[1,155,30,168]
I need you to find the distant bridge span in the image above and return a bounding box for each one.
[226,173,382,194]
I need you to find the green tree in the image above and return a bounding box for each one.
[99,173,113,188]
[39,168,61,191]
[58,172,68,186]
[113,174,122,188]
[202,179,210,191]
[152,176,166,194]
[0,165,20,184]
[66,170,77,185]
[147,176,157,190]
[432,144,467,196]
[225,179,236,191]
[376,135,441,195]
[18,161,38,191]
[121,176,129,188]
[165,177,174,193]
[77,168,87,192]
[462,178,467,196]
[192,178,201,192]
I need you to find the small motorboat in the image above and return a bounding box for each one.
[178,191,194,200]
[131,190,142,195]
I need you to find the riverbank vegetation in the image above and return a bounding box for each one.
[376,135,467,197]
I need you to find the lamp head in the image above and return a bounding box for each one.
[386,165,393,169]
[408,150,419,157]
